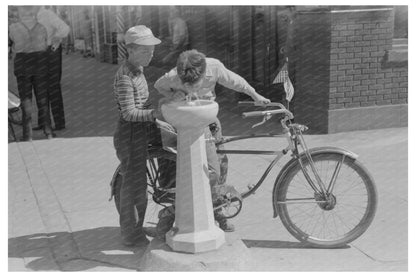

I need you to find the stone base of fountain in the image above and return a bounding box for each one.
[139,233,253,271]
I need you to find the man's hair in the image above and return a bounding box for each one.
[176,50,207,85]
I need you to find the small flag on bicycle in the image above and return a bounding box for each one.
[284,77,294,102]
[273,60,294,102]
[272,62,288,84]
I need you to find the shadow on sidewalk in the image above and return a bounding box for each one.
[8,227,147,271]
[242,239,350,249]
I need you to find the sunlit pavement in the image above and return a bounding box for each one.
[8,54,408,271]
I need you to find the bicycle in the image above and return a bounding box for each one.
[109,101,377,248]
[8,90,22,141]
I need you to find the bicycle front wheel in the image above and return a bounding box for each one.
[276,152,377,248]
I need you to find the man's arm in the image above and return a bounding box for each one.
[42,9,70,49]
[154,70,188,98]
[171,20,187,50]
[215,60,270,104]
[116,76,155,122]
[48,9,70,38]
[216,60,257,97]
[154,73,174,98]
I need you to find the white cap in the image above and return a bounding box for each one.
[124,25,161,46]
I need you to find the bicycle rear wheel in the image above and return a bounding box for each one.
[111,148,176,226]
[275,152,377,248]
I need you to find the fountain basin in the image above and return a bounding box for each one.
[161,100,219,129]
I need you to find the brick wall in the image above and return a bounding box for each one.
[329,9,408,110]
[293,8,407,133]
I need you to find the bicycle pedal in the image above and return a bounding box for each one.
[247,184,255,193]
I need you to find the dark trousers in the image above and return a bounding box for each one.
[14,52,52,139]
[16,74,52,139]
[38,45,65,128]
[113,119,165,243]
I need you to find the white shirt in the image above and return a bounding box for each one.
[37,7,70,46]
[155,58,256,100]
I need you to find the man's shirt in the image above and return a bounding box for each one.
[9,21,48,53]
[169,17,188,49]
[113,62,154,122]
[154,58,256,100]
[37,7,70,46]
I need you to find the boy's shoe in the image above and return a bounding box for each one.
[122,235,149,247]
[143,206,175,241]
[53,126,66,131]
[143,226,166,241]
[214,208,235,232]
[216,216,235,232]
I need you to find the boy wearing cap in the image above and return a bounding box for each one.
[113,25,172,246]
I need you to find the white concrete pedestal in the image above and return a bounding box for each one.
[161,100,225,253]
[139,233,253,271]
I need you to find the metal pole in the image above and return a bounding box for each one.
[116,6,127,64]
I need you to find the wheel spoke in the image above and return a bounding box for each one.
[276,153,376,247]
[327,157,344,194]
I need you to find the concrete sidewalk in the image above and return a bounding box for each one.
[8,53,408,271]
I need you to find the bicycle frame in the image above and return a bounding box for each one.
[217,124,359,206]
[144,102,359,212]
[216,133,293,199]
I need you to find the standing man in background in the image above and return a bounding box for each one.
[161,6,189,66]
[9,6,54,140]
[34,6,69,131]
[81,9,94,58]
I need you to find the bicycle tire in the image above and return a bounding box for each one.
[9,107,22,126]
[111,148,176,215]
[275,152,377,248]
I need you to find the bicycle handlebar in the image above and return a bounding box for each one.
[238,101,286,109]
[239,102,294,120]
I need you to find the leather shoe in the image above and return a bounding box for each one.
[143,226,167,241]
[122,235,149,247]
[20,136,33,142]
[32,126,43,131]
[45,133,57,139]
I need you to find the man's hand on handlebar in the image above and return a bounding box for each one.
[251,93,271,106]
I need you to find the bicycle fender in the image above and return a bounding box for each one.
[272,147,358,218]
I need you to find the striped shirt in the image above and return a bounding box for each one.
[113,62,155,122]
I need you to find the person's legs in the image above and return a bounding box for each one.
[114,120,149,245]
[208,119,234,232]
[16,75,33,141]
[33,73,53,137]
[146,122,176,190]
[205,126,221,187]
[46,46,65,129]
[209,119,228,185]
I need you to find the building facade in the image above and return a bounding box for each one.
[8,5,408,133]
